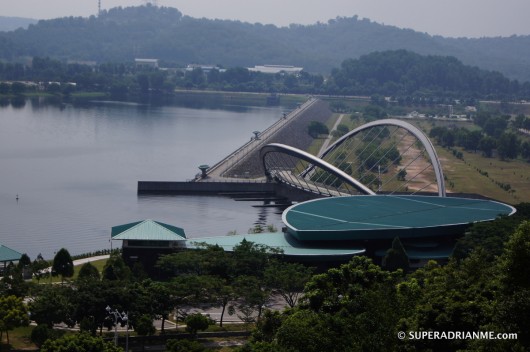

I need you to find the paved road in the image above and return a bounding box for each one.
[178,293,291,325]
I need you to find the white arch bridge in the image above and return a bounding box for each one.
[260,118,446,197]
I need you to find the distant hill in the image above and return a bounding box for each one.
[327,50,527,98]
[0,5,529,82]
[0,16,38,32]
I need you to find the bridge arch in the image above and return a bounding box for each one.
[261,118,446,197]
[314,118,446,197]
[260,143,375,196]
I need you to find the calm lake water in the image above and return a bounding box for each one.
[0,97,290,259]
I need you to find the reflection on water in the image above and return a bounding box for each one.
[0,97,291,259]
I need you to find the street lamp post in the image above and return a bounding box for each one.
[106,305,129,350]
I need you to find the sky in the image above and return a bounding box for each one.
[1,0,530,38]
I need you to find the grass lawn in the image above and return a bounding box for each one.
[414,118,530,204]
[33,258,108,284]
[0,326,37,351]
[70,92,107,98]
[438,147,530,204]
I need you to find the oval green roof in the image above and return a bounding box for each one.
[283,195,516,241]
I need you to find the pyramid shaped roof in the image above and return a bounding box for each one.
[111,220,186,241]
[0,244,22,262]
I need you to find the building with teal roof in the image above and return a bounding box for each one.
[0,244,22,274]
[187,232,365,262]
[111,219,186,274]
[111,195,515,272]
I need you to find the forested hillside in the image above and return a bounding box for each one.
[1,5,530,81]
[328,50,525,97]
[0,16,37,32]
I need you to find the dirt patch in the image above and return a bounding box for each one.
[394,132,439,193]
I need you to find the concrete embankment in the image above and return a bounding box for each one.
[138,97,333,196]
[219,98,332,178]
[138,181,276,194]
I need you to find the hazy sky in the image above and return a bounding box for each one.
[1,0,530,38]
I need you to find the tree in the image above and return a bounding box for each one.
[40,332,122,352]
[303,256,400,313]
[30,324,57,347]
[452,215,523,261]
[146,281,177,333]
[29,285,76,328]
[464,130,483,152]
[17,253,31,269]
[521,141,530,162]
[102,253,131,281]
[403,254,498,352]
[10,82,25,95]
[17,253,32,279]
[382,237,410,272]
[478,136,496,157]
[307,121,329,138]
[0,266,27,297]
[499,221,530,291]
[332,123,349,137]
[78,262,101,281]
[32,255,50,283]
[0,295,29,345]
[483,116,508,138]
[252,309,286,344]
[73,280,128,336]
[275,310,345,352]
[396,169,407,181]
[231,239,273,278]
[497,132,520,160]
[186,68,206,87]
[0,82,9,95]
[157,250,208,276]
[487,221,530,350]
[52,248,74,283]
[514,114,526,128]
[135,314,156,350]
[207,278,236,328]
[232,275,271,324]
[185,313,210,337]
[265,261,313,308]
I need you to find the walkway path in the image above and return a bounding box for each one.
[317,114,345,156]
[200,98,318,180]
[43,254,110,273]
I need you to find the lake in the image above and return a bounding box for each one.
[0,96,291,260]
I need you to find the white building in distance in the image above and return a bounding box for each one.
[248,64,303,74]
[135,58,159,68]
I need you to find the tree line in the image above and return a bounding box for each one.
[428,112,530,162]
[0,239,313,351]
[1,51,530,101]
